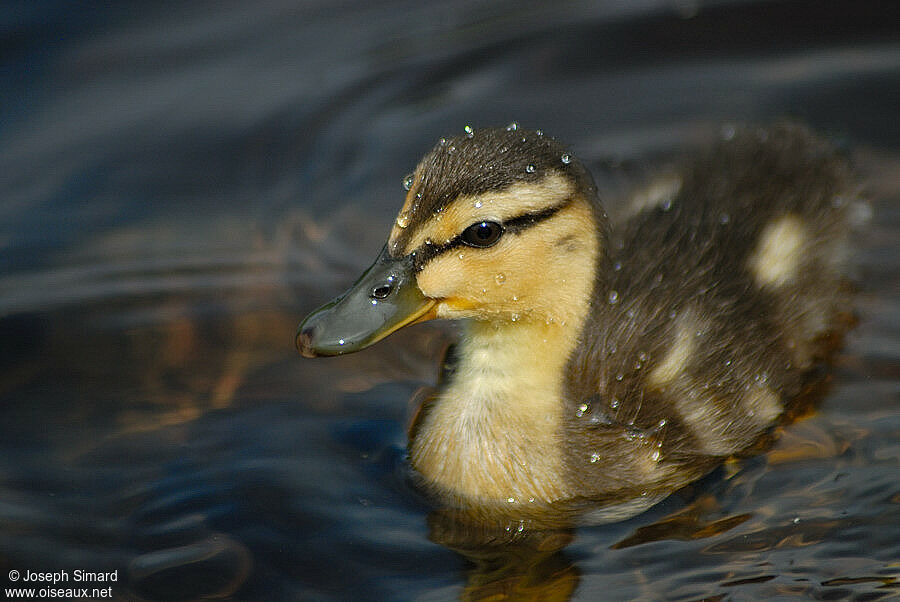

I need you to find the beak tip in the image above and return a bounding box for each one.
[296,328,319,358]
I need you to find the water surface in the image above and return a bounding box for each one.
[1,1,898,599]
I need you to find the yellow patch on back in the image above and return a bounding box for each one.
[648,318,696,387]
[748,214,806,287]
[743,387,782,422]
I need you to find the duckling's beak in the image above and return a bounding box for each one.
[296,245,437,357]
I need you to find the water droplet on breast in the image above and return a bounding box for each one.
[506,121,519,131]
[395,212,411,229]
[608,290,619,304]
[525,164,536,173]
[575,402,589,418]
[464,124,474,138]
[610,398,620,409]
[402,174,414,191]
[561,153,572,164]
[589,452,601,463]
[494,273,506,285]
[510,313,519,322]
[615,373,624,381]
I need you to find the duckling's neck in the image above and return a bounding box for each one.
[409,315,586,506]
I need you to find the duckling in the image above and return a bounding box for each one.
[296,123,854,519]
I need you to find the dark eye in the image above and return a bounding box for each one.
[371,284,393,299]
[461,221,503,248]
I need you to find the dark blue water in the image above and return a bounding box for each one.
[1,1,898,600]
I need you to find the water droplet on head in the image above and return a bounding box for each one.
[511,313,520,322]
[615,373,624,381]
[661,199,673,211]
[610,398,620,409]
[439,137,447,146]
[561,153,572,164]
[338,339,345,346]
[457,252,465,260]
[590,452,601,463]
[474,200,483,209]
[535,129,543,136]
[525,164,536,174]
[608,290,619,304]
[402,173,414,191]
[575,402,589,418]
[507,497,516,503]
[463,124,474,138]
[395,212,411,229]
[495,273,506,285]
[506,121,519,131]
[447,144,456,153]
[424,237,434,246]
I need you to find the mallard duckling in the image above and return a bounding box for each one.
[296,124,853,519]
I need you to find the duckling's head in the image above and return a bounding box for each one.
[297,126,606,357]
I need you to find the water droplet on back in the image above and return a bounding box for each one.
[463,124,474,138]
[506,122,519,131]
[402,173,414,191]
[495,273,506,285]
[561,153,572,164]
[608,290,619,304]
[525,164,536,174]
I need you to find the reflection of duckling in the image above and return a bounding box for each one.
[297,123,855,519]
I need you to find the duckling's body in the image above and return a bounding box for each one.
[298,124,854,519]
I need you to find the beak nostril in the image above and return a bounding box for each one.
[371,284,393,299]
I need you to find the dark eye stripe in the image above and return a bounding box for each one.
[409,196,573,272]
